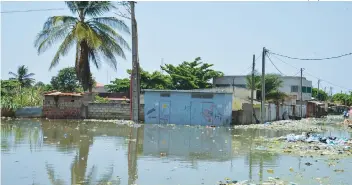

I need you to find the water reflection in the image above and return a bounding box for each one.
[1,119,352,185]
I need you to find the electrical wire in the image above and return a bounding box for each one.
[240,53,262,75]
[271,54,352,91]
[1,3,129,14]
[268,50,352,61]
[267,54,284,75]
[1,8,67,14]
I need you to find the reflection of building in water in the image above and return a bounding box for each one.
[142,125,232,161]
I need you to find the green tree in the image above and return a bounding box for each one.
[106,78,130,92]
[51,67,80,92]
[246,72,285,101]
[332,93,352,106]
[127,68,172,89]
[106,68,172,92]
[50,67,95,92]
[312,88,328,101]
[8,65,35,87]
[161,57,223,90]
[34,1,131,92]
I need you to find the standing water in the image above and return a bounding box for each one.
[1,119,352,185]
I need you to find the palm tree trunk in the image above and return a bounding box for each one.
[78,40,91,92]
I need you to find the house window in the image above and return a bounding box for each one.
[306,87,312,93]
[160,93,170,97]
[302,86,307,93]
[191,93,214,99]
[215,84,230,87]
[291,86,298,92]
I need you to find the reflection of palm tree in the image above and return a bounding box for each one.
[45,162,120,185]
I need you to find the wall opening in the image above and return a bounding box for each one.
[191,93,214,99]
[160,93,170,97]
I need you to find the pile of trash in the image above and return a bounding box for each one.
[217,177,296,185]
[255,132,352,157]
[234,119,325,132]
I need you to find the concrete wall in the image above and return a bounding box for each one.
[87,103,144,120]
[232,103,308,125]
[43,96,83,119]
[15,107,43,118]
[144,91,233,125]
[278,76,312,101]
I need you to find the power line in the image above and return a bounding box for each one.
[267,54,284,75]
[241,53,262,75]
[1,3,128,14]
[268,50,352,61]
[271,54,352,91]
[1,8,66,14]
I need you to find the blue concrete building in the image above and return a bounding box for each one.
[143,89,233,125]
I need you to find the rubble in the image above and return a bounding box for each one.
[217,177,296,185]
[252,132,352,157]
[233,119,326,132]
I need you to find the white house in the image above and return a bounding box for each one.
[213,75,312,101]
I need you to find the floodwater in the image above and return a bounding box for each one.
[1,119,352,185]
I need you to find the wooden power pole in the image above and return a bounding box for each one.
[130,1,140,122]
[261,48,266,124]
[300,68,303,118]
[251,54,255,124]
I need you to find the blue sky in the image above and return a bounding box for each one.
[1,1,351,93]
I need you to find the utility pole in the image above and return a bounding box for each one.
[317,79,320,100]
[130,1,140,122]
[251,54,255,124]
[300,68,303,118]
[261,47,266,124]
[316,79,320,117]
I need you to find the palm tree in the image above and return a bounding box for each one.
[246,72,284,100]
[34,1,131,92]
[246,73,287,120]
[8,65,35,87]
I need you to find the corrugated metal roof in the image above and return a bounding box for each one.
[308,101,325,105]
[44,91,83,97]
[142,89,233,94]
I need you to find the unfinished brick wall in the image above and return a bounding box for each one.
[88,103,144,121]
[43,96,83,119]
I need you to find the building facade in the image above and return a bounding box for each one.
[43,91,84,119]
[143,89,233,126]
[213,75,312,101]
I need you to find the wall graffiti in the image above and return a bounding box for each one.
[201,103,223,123]
[147,108,156,115]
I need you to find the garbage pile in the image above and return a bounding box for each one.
[217,177,296,185]
[234,119,325,132]
[256,132,352,157]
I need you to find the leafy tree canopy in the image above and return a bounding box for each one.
[106,57,222,92]
[312,88,328,101]
[161,57,223,90]
[50,67,95,92]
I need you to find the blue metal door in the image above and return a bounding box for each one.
[159,101,171,124]
[201,102,214,125]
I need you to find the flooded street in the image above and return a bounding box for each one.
[1,119,352,185]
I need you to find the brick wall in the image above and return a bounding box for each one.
[43,96,83,119]
[88,103,144,120]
